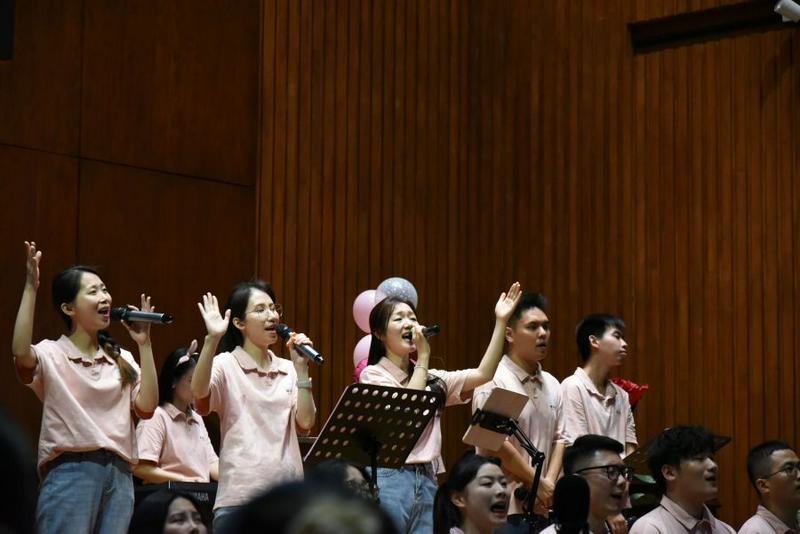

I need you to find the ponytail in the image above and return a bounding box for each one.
[98,330,138,386]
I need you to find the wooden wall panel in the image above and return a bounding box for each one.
[257,0,800,527]
[0,0,82,153]
[76,162,257,358]
[0,146,79,439]
[80,0,261,184]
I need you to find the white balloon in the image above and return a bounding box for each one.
[376,277,419,308]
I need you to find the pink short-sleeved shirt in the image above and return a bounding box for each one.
[561,367,637,448]
[14,335,146,474]
[136,403,218,482]
[194,347,301,509]
[738,505,798,534]
[630,495,736,533]
[359,357,472,473]
[473,356,566,515]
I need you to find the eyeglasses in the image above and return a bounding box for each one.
[246,303,283,318]
[575,464,635,482]
[764,462,800,479]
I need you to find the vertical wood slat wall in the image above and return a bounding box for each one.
[258,1,800,526]
[0,0,797,527]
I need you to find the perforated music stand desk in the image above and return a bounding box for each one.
[304,383,444,493]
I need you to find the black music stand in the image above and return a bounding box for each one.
[304,383,444,497]
[463,387,543,534]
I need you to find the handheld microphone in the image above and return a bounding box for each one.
[275,324,324,364]
[401,324,440,341]
[552,475,590,534]
[110,307,173,324]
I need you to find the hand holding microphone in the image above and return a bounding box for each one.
[276,323,324,365]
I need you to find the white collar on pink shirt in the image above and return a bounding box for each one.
[502,355,543,385]
[574,367,617,403]
[163,402,201,425]
[60,335,115,366]
[232,346,287,377]
[377,357,411,385]
[754,504,799,533]
[659,494,717,532]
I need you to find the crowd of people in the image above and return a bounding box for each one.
[8,241,800,534]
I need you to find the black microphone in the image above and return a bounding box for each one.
[552,475,590,534]
[275,324,324,364]
[110,307,173,324]
[401,324,440,341]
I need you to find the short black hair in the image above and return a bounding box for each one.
[747,440,793,490]
[563,434,625,475]
[575,313,626,361]
[507,292,547,327]
[646,426,716,494]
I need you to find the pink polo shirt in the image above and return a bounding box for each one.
[473,356,566,515]
[194,347,302,509]
[561,367,637,448]
[359,357,472,473]
[630,495,735,533]
[738,505,798,534]
[15,335,147,474]
[136,403,218,482]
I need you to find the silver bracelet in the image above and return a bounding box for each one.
[414,364,428,372]
[297,377,313,389]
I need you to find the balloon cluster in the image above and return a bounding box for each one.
[351,277,418,369]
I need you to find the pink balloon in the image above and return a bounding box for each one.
[353,357,369,383]
[353,334,372,366]
[353,289,377,333]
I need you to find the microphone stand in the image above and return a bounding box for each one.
[470,409,546,534]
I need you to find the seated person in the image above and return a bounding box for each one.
[739,440,800,533]
[433,452,511,534]
[306,458,376,501]
[128,489,208,534]
[630,425,735,533]
[540,435,631,534]
[134,343,219,483]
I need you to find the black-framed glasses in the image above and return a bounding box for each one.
[246,303,283,318]
[764,461,800,479]
[575,464,635,482]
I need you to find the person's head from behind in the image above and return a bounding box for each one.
[367,297,418,365]
[747,440,800,512]
[306,459,375,501]
[433,452,509,534]
[128,490,207,534]
[647,425,719,504]
[158,342,199,408]
[52,266,112,336]
[229,481,396,534]
[505,292,550,365]
[220,279,281,353]
[575,313,627,366]
[563,435,630,522]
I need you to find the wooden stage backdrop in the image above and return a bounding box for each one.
[0,0,797,526]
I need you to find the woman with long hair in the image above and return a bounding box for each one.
[12,241,158,533]
[433,452,510,534]
[191,281,317,532]
[359,281,520,533]
[134,341,219,483]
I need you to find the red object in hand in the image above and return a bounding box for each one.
[610,377,650,408]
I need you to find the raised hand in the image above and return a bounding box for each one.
[197,292,230,338]
[122,293,154,346]
[494,281,522,322]
[24,241,42,290]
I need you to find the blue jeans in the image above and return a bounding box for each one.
[213,505,242,533]
[36,450,133,534]
[373,464,437,534]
